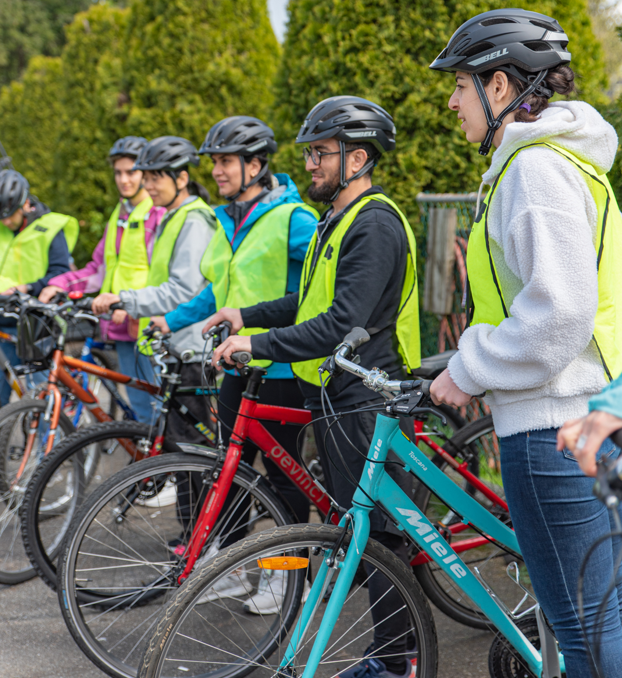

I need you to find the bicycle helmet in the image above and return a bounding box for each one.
[0,169,29,219]
[295,96,395,202]
[133,136,200,207]
[200,117,277,201]
[430,9,571,155]
[133,136,200,172]
[108,136,148,160]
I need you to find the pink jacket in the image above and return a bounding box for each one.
[50,203,165,342]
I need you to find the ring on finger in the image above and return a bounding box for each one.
[576,434,588,451]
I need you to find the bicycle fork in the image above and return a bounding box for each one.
[279,507,372,678]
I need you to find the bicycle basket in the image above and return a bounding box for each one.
[17,308,57,365]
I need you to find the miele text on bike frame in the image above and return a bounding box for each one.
[268,445,328,505]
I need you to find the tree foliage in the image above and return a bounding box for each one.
[0,0,279,265]
[122,0,280,195]
[0,0,94,87]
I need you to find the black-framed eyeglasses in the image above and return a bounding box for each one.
[302,147,353,165]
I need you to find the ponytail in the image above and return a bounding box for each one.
[188,180,211,204]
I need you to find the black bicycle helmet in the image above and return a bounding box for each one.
[0,170,29,219]
[133,136,200,172]
[200,116,277,157]
[108,136,148,160]
[430,9,571,155]
[296,96,395,202]
[200,117,277,201]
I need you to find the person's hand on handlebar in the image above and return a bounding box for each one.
[0,284,27,295]
[92,292,121,315]
[202,308,243,337]
[112,309,128,325]
[39,285,65,303]
[430,368,473,408]
[150,316,171,334]
[212,334,251,369]
[557,411,622,477]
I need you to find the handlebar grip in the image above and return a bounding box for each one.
[110,301,125,311]
[343,327,370,352]
[74,297,94,311]
[420,380,433,397]
[231,351,252,365]
[611,428,622,448]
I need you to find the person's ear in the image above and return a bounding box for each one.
[351,148,369,174]
[491,71,510,103]
[248,157,262,180]
[22,198,31,212]
[176,170,189,191]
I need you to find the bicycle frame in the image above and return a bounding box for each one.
[178,390,331,582]
[281,413,564,678]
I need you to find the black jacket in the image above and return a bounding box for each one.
[243,186,408,408]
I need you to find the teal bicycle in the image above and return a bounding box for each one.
[137,329,563,678]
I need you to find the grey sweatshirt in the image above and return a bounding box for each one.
[120,196,217,360]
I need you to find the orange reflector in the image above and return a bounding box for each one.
[257,557,309,570]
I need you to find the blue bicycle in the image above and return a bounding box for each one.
[138,328,563,678]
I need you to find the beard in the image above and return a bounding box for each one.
[307,172,340,203]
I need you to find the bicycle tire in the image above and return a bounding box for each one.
[138,524,438,678]
[413,414,516,630]
[58,452,293,678]
[21,420,179,590]
[0,398,75,584]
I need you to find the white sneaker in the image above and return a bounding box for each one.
[194,538,220,569]
[196,567,253,604]
[138,479,178,508]
[243,570,310,615]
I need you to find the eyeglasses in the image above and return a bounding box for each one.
[302,147,353,165]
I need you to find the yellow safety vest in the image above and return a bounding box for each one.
[200,202,318,368]
[292,193,420,385]
[101,198,153,295]
[137,196,215,351]
[467,142,622,381]
[0,212,78,290]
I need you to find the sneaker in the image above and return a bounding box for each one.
[243,570,310,616]
[137,479,178,508]
[196,567,253,604]
[337,645,416,678]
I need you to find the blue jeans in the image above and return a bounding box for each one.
[115,340,158,424]
[0,330,47,406]
[500,428,622,678]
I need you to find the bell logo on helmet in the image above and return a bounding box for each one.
[468,47,509,67]
[345,131,377,139]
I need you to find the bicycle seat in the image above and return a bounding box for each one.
[412,350,457,379]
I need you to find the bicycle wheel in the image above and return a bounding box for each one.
[0,398,75,584]
[138,524,438,678]
[21,420,179,590]
[58,452,293,678]
[413,415,521,630]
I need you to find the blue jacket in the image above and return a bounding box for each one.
[165,173,317,379]
[589,373,622,419]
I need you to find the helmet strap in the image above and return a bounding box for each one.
[162,170,181,208]
[472,69,549,156]
[327,141,376,205]
[226,156,269,202]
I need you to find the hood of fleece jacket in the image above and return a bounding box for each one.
[215,173,305,230]
[483,101,618,184]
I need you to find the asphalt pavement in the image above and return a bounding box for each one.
[0,576,494,678]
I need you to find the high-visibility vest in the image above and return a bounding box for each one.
[200,202,318,368]
[467,142,622,381]
[137,196,215,348]
[292,193,420,385]
[0,212,78,290]
[101,198,153,295]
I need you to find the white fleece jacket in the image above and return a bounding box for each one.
[448,101,618,437]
